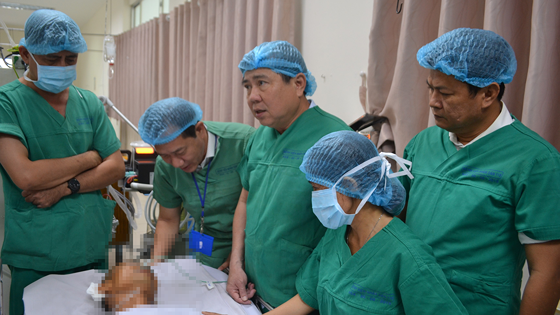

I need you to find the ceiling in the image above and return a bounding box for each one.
[1,0,107,28]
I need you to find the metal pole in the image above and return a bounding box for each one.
[98,96,139,135]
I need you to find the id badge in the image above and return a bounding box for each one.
[189,230,214,257]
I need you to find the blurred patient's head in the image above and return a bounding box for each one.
[99,262,157,312]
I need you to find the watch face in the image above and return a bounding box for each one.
[68,178,80,194]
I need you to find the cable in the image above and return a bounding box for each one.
[144,191,157,231]
[131,190,142,218]
[182,212,195,234]
[126,175,138,184]
[143,191,194,234]
[114,188,135,216]
[1,50,21,79]
[107,185,138,230]
[0,47,10,68]
[0,17,16,47]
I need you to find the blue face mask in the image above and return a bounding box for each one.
[24,52,77,94]
[311,154,408,230]
[311,188,355,229]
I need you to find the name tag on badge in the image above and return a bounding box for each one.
[188,230,214,257]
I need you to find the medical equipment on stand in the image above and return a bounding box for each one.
[122,143,194,234]
[128,141,157,193]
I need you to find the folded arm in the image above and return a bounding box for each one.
[520,240,560,315]
[72,149,125,193]
[0,134,102,191]
[22,150,125,208]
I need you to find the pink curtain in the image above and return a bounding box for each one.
[367,0,560,155]
[109,0,296,127]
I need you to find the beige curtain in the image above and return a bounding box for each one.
[367,0,560,155]
[109,0,296,128]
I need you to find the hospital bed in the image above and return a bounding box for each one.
[23,258,261,315]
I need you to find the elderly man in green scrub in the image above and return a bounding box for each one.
[0,10,125,315]
[226,41,352,310]
[400,28,560,315]
[138,97,255,269]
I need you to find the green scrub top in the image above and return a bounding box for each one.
[0,81,121,271]
[400,121,560,314]
[237,105,351,307]
[296,219,468,314]
[153,121,255,268]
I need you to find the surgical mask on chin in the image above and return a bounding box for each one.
[24,52,77,94]
[311,153,413,230]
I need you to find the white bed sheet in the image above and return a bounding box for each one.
[23,259,260,315]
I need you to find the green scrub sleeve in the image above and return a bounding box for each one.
[89,96,121,159]
[236,149,250,191]
[0,97,27,146]
[295,241,322,310]
[514,154,560,241]
[153,157,184,209]
[236,126,257,192]
[399,263,468,314]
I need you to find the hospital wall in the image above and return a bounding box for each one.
[299,0,373,125]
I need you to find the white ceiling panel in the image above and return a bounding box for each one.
[1,0,107,28]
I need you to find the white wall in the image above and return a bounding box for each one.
[75,0,130,96]
[299,0,374,125]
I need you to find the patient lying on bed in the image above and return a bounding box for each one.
[23,258,259,314]
[91,259,258,315]
[98,262,158,312]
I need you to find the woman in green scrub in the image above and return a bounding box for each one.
[267,131,468,315]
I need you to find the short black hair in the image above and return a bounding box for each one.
[279,73,292,84]
[278,73,308,96]
[467,82,506,101]
[180,124,197,139]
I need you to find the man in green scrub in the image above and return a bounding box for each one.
[226,41,352,309]
[0,10,125,315]
[400,28,560,314]
[138,97,254,269]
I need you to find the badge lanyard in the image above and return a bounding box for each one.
[189,135,217,256]
[191,155,212,235]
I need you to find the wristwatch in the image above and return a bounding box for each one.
[67,178,80,195]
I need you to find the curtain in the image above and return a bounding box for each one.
[109,0,296,128]
[367,0,560,155]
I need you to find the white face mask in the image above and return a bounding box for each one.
[24,51,77,94]
[311,153,413,229]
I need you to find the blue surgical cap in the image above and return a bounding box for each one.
[238,41,317,96]
[20,9,87,55]
[300,131,406,215]
[417,28,517,87]
[139,97,203,145]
